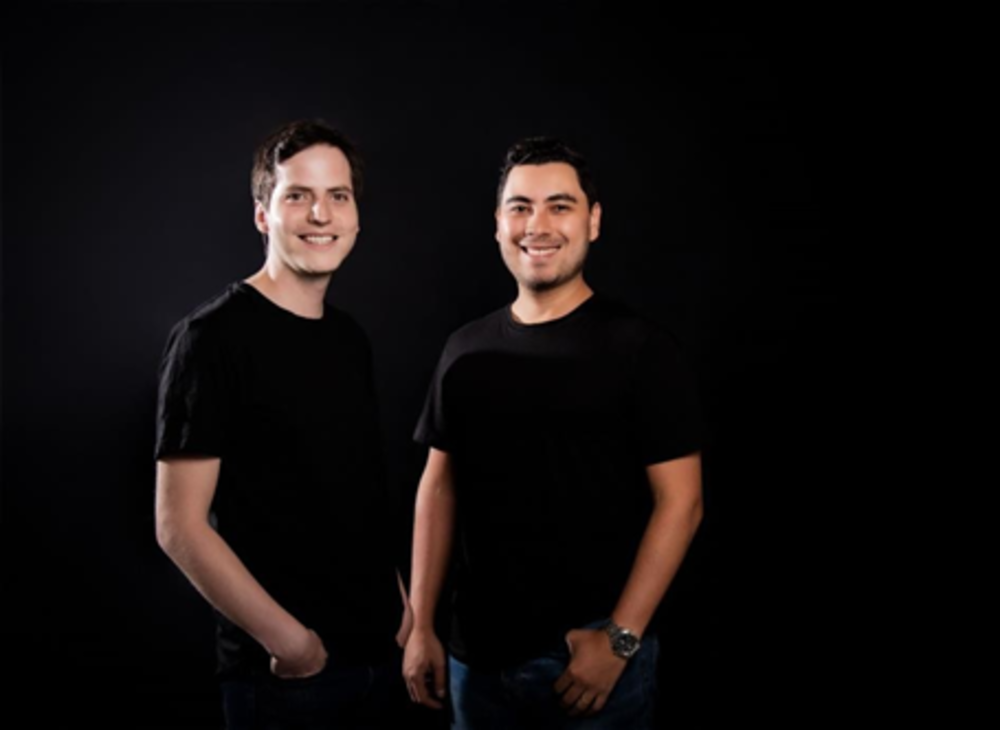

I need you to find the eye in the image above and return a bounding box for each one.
[285,191,306,202]
[509,204,529,214]
[332,191,351,202]
[551,204,570,212]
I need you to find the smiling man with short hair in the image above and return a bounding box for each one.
[155,119,411,729]
[403,136,705,729]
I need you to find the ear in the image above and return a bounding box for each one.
[254,200,269,234]
[588,202,602,243]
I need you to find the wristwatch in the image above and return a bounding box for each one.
[604,620,641,660]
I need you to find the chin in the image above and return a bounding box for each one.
[302,255,350,276]
[522,278,560,293]
[298,265,342,278]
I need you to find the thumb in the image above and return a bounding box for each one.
[564,629,580,655]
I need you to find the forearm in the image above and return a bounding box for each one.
[611,457,704,635]
[158,518,306,657]
[554,486,703,716]
[409,455,455,632]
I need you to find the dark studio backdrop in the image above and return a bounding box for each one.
[1,3,860,727]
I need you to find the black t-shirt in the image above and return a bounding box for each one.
[415,294,702,668]
[156,282,400,677]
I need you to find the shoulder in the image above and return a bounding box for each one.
[321,305,373,350]
[163,283,250,355]
[426,307,510,375]
[323,304,367,334]
[587,294,678,352]
[442,306,508,353]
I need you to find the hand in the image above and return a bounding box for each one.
[403,627,447,709]
[269,627,328,679]
[553,628,628,717]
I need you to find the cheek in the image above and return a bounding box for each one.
[498,238,520,262]
[498,221,522,244]
[574,222,592,244]
[268,210,293,231]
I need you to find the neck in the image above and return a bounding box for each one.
[245,263,331,320]
[511,277,593,324]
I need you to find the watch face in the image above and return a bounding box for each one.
[611,632,640,658]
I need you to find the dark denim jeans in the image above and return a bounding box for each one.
[449,629,659,730]
[221,651,408,730]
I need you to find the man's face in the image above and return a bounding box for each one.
[495,162,601,292]
[254,144,360,278]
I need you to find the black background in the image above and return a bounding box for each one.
[2,3,864,726]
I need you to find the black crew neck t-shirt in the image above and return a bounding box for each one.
[156,282,400,677]
[416,294,703,669]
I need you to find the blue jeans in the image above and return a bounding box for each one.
[220,653,408,730]
[449,631,659,730]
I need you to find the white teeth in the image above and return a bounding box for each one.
[524,246,559,257]
[303,236,335,244]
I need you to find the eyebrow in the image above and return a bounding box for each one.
[504,193,579,205]
[285,184,354,194]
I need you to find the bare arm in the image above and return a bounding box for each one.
[556,452,704,716]
[610,452,703,633]
[155,457,326,678]
[402,448,455,709]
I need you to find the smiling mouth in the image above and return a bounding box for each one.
[300,234,339,246]
[520,245,561,258]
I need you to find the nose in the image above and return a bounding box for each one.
[526,208,551,238]
[308,198,332,226]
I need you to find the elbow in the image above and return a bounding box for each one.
[155,509,188,557]
[669,488,703,536]
[155,513,176,555]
